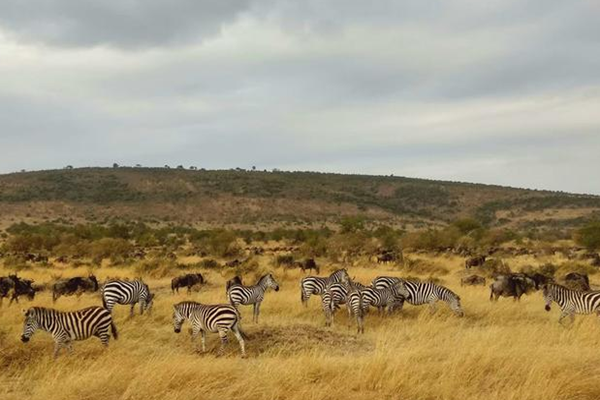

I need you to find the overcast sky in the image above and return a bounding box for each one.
[0,1,599,194]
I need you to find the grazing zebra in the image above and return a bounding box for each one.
[227,274,279,323]
[361,285,406,315]
[300,268,349,306]
[543,283,600,324]
[173,301,247,357]
[101,279,154,317]
[373,277,463,316]
[21,306,118,359]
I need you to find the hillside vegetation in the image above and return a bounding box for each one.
[0,167,599,231]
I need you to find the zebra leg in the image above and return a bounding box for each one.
[191,326,201,352]
[67,341,74,355]
[428,300,437,314]
[201,330,207,353]
[129,303,135,317]
[217,328,229,356]
[254,302,261,323]
[139,301,144,315]
[231,324,247,358]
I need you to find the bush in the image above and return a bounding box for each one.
[90,238,133,264]
[575,221,600,251]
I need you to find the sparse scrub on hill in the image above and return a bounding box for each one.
[575,221,600,251]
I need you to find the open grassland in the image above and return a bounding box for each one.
[2,256,600,400]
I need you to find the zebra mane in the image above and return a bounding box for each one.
[257,274,271,284]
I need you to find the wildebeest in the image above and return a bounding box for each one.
[293,258,319,274]
[0,275,36,306]
[52,274,99,302]
[489,274,536,301]
[564,272,590,291]
[171,273,205,294]
[461,275,486,286]
[225,259,242,268]
[465,255,486,269]
[376,252,396,264]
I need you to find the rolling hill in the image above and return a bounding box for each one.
[0,167,598,231]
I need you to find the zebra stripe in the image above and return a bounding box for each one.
[361,286,405,315]
[21,306,117,359]
[543,283,600,324]
[321,282,349,327]
[227,274,279,323]
[300,268,349,305]
[101,280,154,316]
[173,301,247,357]
[373,276,463,317]
[346,283,365,334]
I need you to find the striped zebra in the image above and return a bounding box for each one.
[101,279,154,317]
[300,268,349,306]
[345,282,365,334]
[226,274,279,323]
[373,276,463,317]
[321,282,349,327]
[361,286,406,315]
[21,306,118,359]
[173,301,247,357]
[543,283,600,324]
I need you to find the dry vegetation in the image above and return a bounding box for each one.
[2,254,600,400]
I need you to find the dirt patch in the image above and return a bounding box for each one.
[245,323,374,357]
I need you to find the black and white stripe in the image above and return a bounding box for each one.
[543,283,600,324]
[373,276,463,316]
[173,301,247,357]
[321,282,349,327]
[227,274,279,323]
[346,282,365,334]
[300,268,349,305]
[21,306,118,358]
[361,286,405,315]
[101,280,154,316]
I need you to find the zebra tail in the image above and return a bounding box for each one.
[111,320,119,340]
[238,325,249,341]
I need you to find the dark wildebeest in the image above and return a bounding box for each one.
[376,253,395,264]
[465,255,486,269]
[293,259,319,274]
[0,275,36,306]
[489,274,536,301]
[55,255,69,264]
[461,275,486,286]
[52,274,99,302]
[226,259,242,268]
[564,272,590,291]
[171,273,205,294]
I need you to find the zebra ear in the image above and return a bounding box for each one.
[21,308,28,315]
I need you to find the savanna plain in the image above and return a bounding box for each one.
[2,254,600,400]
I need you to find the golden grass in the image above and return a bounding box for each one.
[2,257,600,400]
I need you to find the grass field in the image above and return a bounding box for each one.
[2,256,600,400]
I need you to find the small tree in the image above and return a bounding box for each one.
[112,163,119,168]
[575,221,600,251]
[176,165,184,169]
[65,165,73,170]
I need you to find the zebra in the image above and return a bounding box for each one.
[20,306,118,359]
[101,279,154,317]
[300,268,349,306]
[373,277,463,317]
[321,282,350,327]
[361,286,406,315]
[173,301,247,357]
[543,283,600,325]
[345,281,365,334]
[226,274,279,323]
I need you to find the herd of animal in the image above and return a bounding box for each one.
[3,260,600,360]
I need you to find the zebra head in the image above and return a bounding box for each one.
[21,308,39,343]
[542,284,554,311]
[264,274,280,291]
[172,305,185,333]
[144,291,155,313]
[449,294,464,317]
[393,281,410,299]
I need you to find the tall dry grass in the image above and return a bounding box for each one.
[1,256,600,400]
